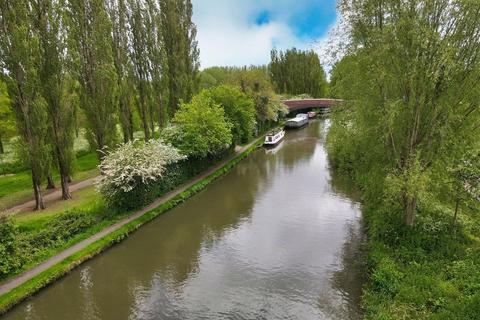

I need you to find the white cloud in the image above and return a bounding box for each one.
[192,0,337,69]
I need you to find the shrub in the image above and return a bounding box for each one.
[96,139,185,210]
[0,210,99,280]
[0,217,21,278]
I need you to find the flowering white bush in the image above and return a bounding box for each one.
[96,139,186,200]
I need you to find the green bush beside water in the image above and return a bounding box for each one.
[103,149,232,211]
[327,113,480,320]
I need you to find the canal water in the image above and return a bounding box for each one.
[3,119,364,320]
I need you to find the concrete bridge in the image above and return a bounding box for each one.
[282,99,342,114]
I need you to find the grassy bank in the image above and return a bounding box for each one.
[0,136,263,315]
[326,113,480,319]
[356,193,480,319]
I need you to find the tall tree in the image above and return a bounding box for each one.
[146,0,168,127]
[160,0,199,115]
[270,48,327,97]
[66,0,118,159]
[335,0,480,226]
[35,0,76,199]
[0,0,49,209]
[107,0,134,143]
[128,0,154,140]
[204,85,256,144]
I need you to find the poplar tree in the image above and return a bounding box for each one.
[270,48,327,98]
[35,0,76,199]
[66,0,118,159]
[0,0,49,209]
[128,0,154,140]
[160,0,199,115]
[146,0,168,127]
[107,0,134,143]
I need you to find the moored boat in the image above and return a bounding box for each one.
[264,128,285,146]
[285,113,308,128]
[308,111,317,119]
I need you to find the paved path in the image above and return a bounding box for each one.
[0,139,260,296]
[2,176,98,215]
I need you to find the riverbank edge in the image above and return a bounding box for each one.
[0,136,264,315]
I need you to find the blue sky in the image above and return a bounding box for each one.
[192,0,337,68]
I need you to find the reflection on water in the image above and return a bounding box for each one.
[3,120,364,320]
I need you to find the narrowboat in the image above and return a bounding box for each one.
[264,128,285,146]
[285,113,308,128]
[308,111,317,119]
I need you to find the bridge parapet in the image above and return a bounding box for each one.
[282,99,342,112]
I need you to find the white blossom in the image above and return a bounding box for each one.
[96,139,186,198]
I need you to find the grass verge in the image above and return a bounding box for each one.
[0,137,263,315]
[0,152,99,211]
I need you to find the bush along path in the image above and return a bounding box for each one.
[0,136,264,315]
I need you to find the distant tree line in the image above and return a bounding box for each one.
[269,48,327,98]
[0,0,199,210]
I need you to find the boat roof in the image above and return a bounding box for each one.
[267,128,284,135]
[287,117,306,123]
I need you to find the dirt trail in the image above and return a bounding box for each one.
[1,177,97,215]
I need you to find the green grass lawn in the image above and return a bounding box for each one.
[15,186,102,232]
[0,152,99,210]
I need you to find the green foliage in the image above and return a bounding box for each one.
[163,93,233,158]
[0,81,15,154]
[66,0,119,157]
[0,0,50,209]
[0,217,20,277]
[270,48,327,98]
[198,66,287,131]
[160,0,200,115]
[107,0,135,143]
[0,211,97,280]
[202,85,256,144]
[328,1,480,317]
[334,0,480,226]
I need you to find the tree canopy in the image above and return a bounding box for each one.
[202,86,256,144]
[329,0,480,227]
[269,48,327,98]
[163,93,233,159]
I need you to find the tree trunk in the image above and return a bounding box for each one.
[57,150,72,200]
[46,175,55,189]
[141,115,150,141]
[32,171,45,210]
[60,173,71,200]
[0,135,4,154]
[129,114,134,141]
[453,197,460,227]
[404,195,417,227]
[96,134,106,161]
[121,126,129,143]
[149,108,155,138]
